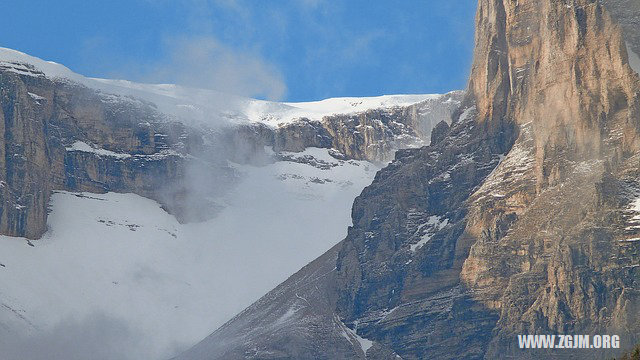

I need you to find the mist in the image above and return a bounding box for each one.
[150,36,286,101]
[1,313,150,360]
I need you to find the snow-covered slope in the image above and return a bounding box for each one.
[0,148,379,360]
[242,93,446,125]
[0,47,443,127]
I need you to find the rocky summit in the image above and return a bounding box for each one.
[174,1,640,359]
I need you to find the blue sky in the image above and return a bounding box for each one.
[2,0,477,102]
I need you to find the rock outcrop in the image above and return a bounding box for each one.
[229,91,463,164]
[175,1,640,359]
[0,64,241,238]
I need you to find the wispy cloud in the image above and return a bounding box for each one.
[111,0,286,100]
[149,36,286,100]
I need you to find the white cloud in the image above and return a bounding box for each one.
[151,36,286,100]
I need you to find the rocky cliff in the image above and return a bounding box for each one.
[175,0,640,359]
[0,56,458,239]
[462,0,640,357]
[229,91,463,164]
[0,63,240,238]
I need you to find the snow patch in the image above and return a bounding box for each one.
[66,141,131,159]
[619,238,640,243]
[622,195,640,236]
[246,94,444,125]
[273,306,300,326]
[379,306,400,321]
[628,197,640,218]
[410,215,449,252]
[337,317,374,355]
[458,105,476,123]
[27,92,45,102]
[627,42,640,75]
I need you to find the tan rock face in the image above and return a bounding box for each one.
[461,0,640,357]
[470,0,640,188]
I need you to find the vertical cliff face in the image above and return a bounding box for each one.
[0,65,235,238]
[470,0,640,188]
[462,0,640,358]
[0,68,52,239]
[320,93,464,162]
[228,91,464,164]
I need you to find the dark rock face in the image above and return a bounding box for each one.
[429,120,450,145]
[332,104,513,360]
[175,1,640,359]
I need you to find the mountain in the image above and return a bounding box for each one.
[0,46,462,238]
[174,1,640,359]
[0,48,462,359]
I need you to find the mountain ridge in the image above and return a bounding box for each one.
[0,46,453,128]
[0,47,462,238]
